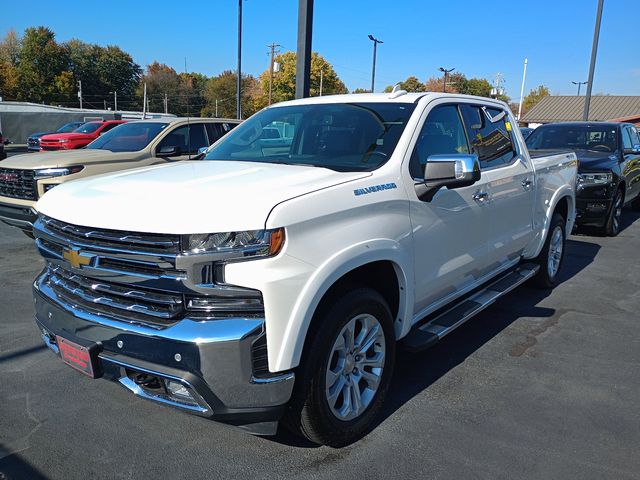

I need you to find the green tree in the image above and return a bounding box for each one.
[202,70,259,119]
[462,78,492,97]
[255,51,347,108]
[522,85,550,113]
[352,88,370,94]
[16,27,70,103]
[399,76,426,92]
[0,29,21,99]
[137,61,183,114]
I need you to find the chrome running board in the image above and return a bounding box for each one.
[402,263,539,352]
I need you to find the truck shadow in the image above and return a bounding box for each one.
[574,207,640,237]
[274,237,601,448]
[0,444,49,480]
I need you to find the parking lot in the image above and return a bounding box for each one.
[0,189,639,479]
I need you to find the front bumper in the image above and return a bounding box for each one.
[575,183,615,227]
[0,201,37,231]
[33,272,295,434]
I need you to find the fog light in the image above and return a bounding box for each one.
[43,184,57,192]
[165,380,193,399]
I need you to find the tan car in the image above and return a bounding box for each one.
[0,117,240,234]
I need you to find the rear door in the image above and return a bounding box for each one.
[622,125,640,202]
[407,102,491,315]
[460,103,535,269]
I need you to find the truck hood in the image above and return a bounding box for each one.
[575,150,619,171]
[41,132,94,141]
[0,149,141,169]
[37,161,370,233]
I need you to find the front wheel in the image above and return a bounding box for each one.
[602,188,624,236]
[532,213,566,288]
[285,287,396,447]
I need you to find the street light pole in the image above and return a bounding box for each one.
[236,0,242,119]
[109,91,118,111]
[583,0,604,120]
[439,67,455,93]
[572,81,588,96]
[517,58,528,121]
[368,34,383,93]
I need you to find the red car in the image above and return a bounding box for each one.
[39,120,127,151]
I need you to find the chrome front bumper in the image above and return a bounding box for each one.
[33,272,295,434]
[0,202,37,231]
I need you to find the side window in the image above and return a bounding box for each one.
[157,124,208,155]
[409,105,470,178]
[628,126,640,147]
[462,105,517,169]
[622,126,634,150]
[205,123,221,145]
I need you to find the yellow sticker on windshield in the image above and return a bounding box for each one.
[505,121,512,131]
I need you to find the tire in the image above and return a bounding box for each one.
[532,213,566,288]
[285,286,396,447]
[602,188,624,237]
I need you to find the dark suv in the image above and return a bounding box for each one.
[526,122,640,235]
[0,131,6,160]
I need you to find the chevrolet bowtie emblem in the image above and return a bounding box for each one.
[62,248,92,269]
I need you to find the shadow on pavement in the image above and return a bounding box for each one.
[272,236,601,448]
[0,445,49,480]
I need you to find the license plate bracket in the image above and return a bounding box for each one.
[56,335,103,378]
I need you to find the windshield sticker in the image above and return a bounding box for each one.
[354,183,397,196]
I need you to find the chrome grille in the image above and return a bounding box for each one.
[41,215,181,254]
[46,265,183,325]
[0,168,37,200]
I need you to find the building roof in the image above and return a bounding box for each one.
[521,96,640,124]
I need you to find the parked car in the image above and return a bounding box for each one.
[30,93,576,447]
[27,122,87,152]
[39,120,127,151]
[0,130,6,160]
[526,121,640,235]
[0,118,239,234]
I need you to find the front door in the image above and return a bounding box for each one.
[407,103,491,316]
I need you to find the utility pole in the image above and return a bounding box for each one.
[439,67,455,93]
[517,58,528,121]
[267,42,281,105]
[164,93,168,114]
[583,0,604,121]
[319,68,324,96]
[368,34,383,93]
[236,0,243,119]
[77,80,83,109]
[295,0,314,99]
[109,91,118,111]
[142,82,147,119]
[103,99,107,110]
[215,99,218,117]
[572,81,588,96]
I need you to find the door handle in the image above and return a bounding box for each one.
[472,191,489,202]
[521,178,533,189]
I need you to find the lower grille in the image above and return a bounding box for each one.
[46,265,183,326]
[0,168,37,200]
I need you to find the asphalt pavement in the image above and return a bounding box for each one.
[1,204,639,479]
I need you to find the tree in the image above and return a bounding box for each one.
[463,78,492,97]
[15,27,71,103]
[138,61,183,114]
[255,51,347,108]
[202,70,259,119]
[522,85,550,113]
[0,30,21,99]
[400,76,426,93]
[352,88,369,94]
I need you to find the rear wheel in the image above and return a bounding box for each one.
[532,213,566,288]
[602,188,624,236]
[285,287,395,447]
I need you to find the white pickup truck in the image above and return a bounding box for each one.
[31,92,577,447]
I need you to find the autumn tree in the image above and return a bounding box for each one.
[202,70,259,119]
[0,30,21,99]
[522,85,550,113]
[255,52,347,108]
[352,88,369,94]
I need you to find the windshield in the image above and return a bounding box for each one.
[86,122,168,152]
[58,122,84,133]
[526,124,619,153]
[73,122,101,134]
[203,102,417,172]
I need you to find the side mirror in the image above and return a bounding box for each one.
[423,154,481,189]
[158,145,180,156]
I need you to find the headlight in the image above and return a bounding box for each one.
[577,172,612,186]
[183,228,285,258]
[34,166,84,178]
[58,139,69,143]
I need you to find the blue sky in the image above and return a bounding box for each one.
[2,0,639,102]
